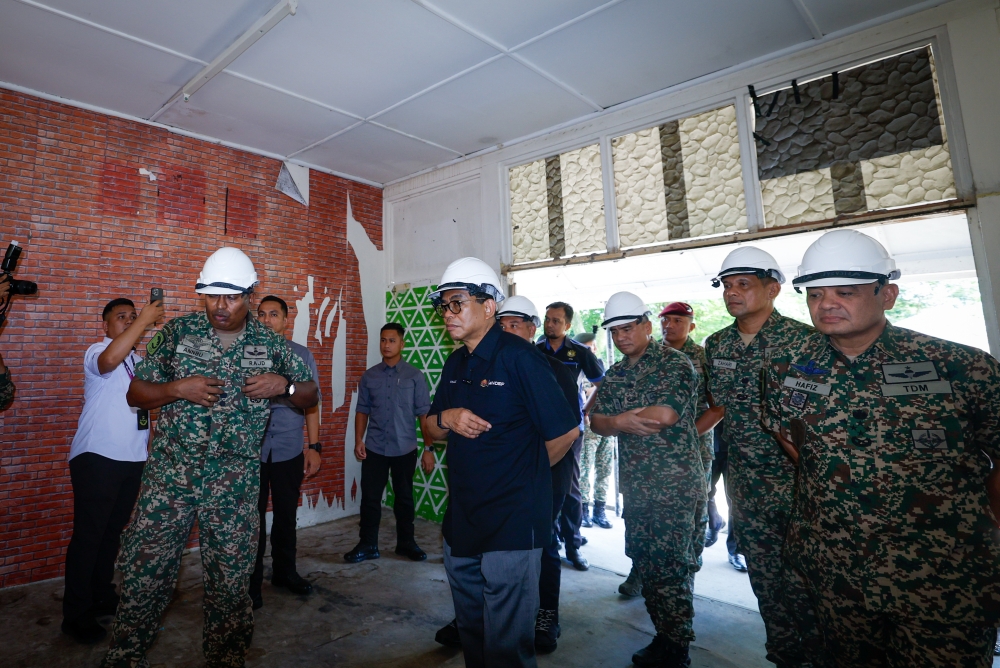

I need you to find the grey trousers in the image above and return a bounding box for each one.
[444,539,543,668]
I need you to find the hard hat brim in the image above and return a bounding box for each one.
[497,310,540,327]
[601,313,649,328]
[792,269,900,289]
[196,282,251,295]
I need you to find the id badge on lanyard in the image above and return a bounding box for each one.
[123,355,149,430]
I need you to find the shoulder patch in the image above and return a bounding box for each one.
[146,330,165,355]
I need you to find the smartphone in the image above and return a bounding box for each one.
[150,287,164,304]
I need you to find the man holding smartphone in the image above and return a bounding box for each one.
[61,296,164,644]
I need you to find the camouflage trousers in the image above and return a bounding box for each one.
[809,589,995,667]
[580,429,613,505]
[102,459,260,668]
[731,494,825,668]
[625,500,703,644]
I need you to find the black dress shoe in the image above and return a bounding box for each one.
[395,543,427,561]
[704,519,725,548]
[272,571,314,595]
[565,548,589,571]
[435,618,462,648]
[251,594,264,610]
[344,543,380,563]
[62,617,107,645]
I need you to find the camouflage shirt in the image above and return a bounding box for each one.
[675,336,713,466]
[594,338,704,510]
[762,323,1000,624]
[0,367,13,409]
[136,312,312,467]
[704,310,813,509]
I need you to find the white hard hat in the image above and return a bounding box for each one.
[793,229,900,291]
[602,291,651,328]
[428,257,505,305]
[712,246,785,287]
[496,295,540,327]
[195,247,258,295]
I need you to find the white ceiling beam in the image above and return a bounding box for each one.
[509,0,628,52]
[149,0,298,122]
[410,0,605,112]
[789,0,824,40]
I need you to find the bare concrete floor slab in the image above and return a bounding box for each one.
[3,509,772,667]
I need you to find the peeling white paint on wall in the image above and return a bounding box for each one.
[324,292,338,338]
[292,276,314,347]
[346,195,386,367]
[314,296,331,345]
[330,293,347,411]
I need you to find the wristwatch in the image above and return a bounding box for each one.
[436,413,445,430]
[282,375,296,397]
[308,442,322,454]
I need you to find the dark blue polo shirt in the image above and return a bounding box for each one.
[430,323,579,557]
[538,336,605,422]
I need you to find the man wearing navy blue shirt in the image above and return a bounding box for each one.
[424,258,580,668]
[537,301,605,570]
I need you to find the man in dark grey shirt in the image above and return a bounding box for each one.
[346,323,433,563]
[250,296,322,609]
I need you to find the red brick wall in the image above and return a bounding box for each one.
[0,89,381,587]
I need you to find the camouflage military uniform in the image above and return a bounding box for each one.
[0,367,13,409]
[762,323,1000,666]
[676,337,714,482]
[594,338,705,644]
[102,312,311,668]
[580,427,614,507]
[705,310,824,667]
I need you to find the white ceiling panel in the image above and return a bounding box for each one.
[375,57,596,155]
[801,0,945,36]
[227,0,498,118]
[295,122,458,184]
[423,0,612,49]
[516,0,815,109]
[157,74,358,156]
[0,1,202,118]
[28,0,278,62]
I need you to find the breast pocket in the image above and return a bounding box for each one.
[364,375,385,409]
[396,377,416,412]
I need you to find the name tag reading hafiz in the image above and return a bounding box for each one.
[783,376,832,396]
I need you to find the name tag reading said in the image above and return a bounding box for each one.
[880,380,952,396]
[713,359,738,370]
[783,376,832,396]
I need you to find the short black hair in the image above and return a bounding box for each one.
[381,322,405,337]
[103,298,135,320]
[259,295,288,316]
[546,301,574,323]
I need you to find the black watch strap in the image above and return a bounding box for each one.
[308,442,322,454]
[436,412,444,430]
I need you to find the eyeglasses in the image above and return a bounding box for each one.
[434,298,484,317]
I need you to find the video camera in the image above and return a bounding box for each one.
[0,241,38,326]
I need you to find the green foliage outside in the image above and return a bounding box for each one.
[572,279,983,362]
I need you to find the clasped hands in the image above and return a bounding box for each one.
[175,373,287,408]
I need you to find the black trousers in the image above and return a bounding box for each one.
[709,426,738,555]
[359,449,418,547]
[251,452,304,593]
[540,434,584,611]
[63,452,144,623]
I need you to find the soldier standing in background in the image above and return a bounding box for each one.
[576,332,614,531]
[102,248,317,668]
[591,292,704,668]
[704,247,824,668]
[763,229,1000,666]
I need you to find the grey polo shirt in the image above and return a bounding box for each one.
[261,340,321,463]
[356,359,431,457]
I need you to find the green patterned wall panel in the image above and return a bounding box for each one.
[383,285,456,523]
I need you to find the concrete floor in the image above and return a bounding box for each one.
[3,508,775,668]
